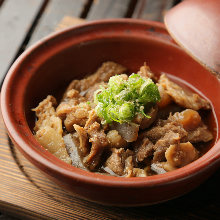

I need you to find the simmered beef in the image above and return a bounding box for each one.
[157,83,172,108]
[165,142,198,168]
[33,95,61,134]
[159,74,211,110]
[184,123,213,143]
[105,148,133,176]
[64,102,91,132]
[84,113,109,170]
[73,124,89,156]
[168,109,201,131]
[56,89,87,119]
[153,131,181,162]
[64,61,127,97]
[146,121,187,143]
[133,105,158,130]
[33,62,214,177]
[137,64,157,81]
[135,138,154,162]
[33,96,71,164]
[105,148,147,177]
[56,89,91,132]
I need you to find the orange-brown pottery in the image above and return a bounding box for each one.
[165,0,220,75]
[1,19,220,206]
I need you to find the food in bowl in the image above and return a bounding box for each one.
[33,61,213,177]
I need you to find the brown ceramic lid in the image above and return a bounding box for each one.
[165,0,220,75]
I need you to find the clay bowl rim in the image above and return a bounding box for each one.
[1,18,220,188]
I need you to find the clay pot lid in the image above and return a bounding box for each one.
[164,0,220,75]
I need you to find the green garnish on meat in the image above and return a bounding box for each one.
[94,74,160,124]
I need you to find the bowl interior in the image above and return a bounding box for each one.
[3,20,220,181]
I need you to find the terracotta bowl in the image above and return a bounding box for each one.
[1,19,220,206]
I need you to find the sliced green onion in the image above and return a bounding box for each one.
[94,73,160,124]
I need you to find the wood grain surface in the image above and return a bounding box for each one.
[86,0,130,20]
[27,0,87,47]
[1,0,220,219]
[0,0,45,84]
[132,0,174,21]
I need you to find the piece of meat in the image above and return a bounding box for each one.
[64,61,127,97]
[73,124,89,156]
[84,109,99,130]
[124,156,134,177]
[33,95,57,118]
[153,131,181,162]
[135,138,154,162]
[162,162,176,172]
[65,88,87,102]
[131,168,147,177]
[56,102,75,120]
[159,74,211,110]
[168,109,201,131]
[64,102,91,132]
[105,148,147,177]
[56,89,90,132]
[105,148,125,176]
[165,142,198,168]
[35,115,63,136]
[111,122,139,142]
[35,126,71,164]
[183,123,213,143]
[157,83,172,108]
[167,109,213,143]
[106,130,127,148]
[133,105,158,130]
[105,148,133,176]
[63,134,87,169]
[33,95,62,135]
[124,156,147,177]
[56,89,86,119]
[137,64,157,81]
[146,121,187,143]
[33,96,71,164]
[84,121,109,170]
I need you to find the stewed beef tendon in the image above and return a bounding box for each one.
[33,62,214,177]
